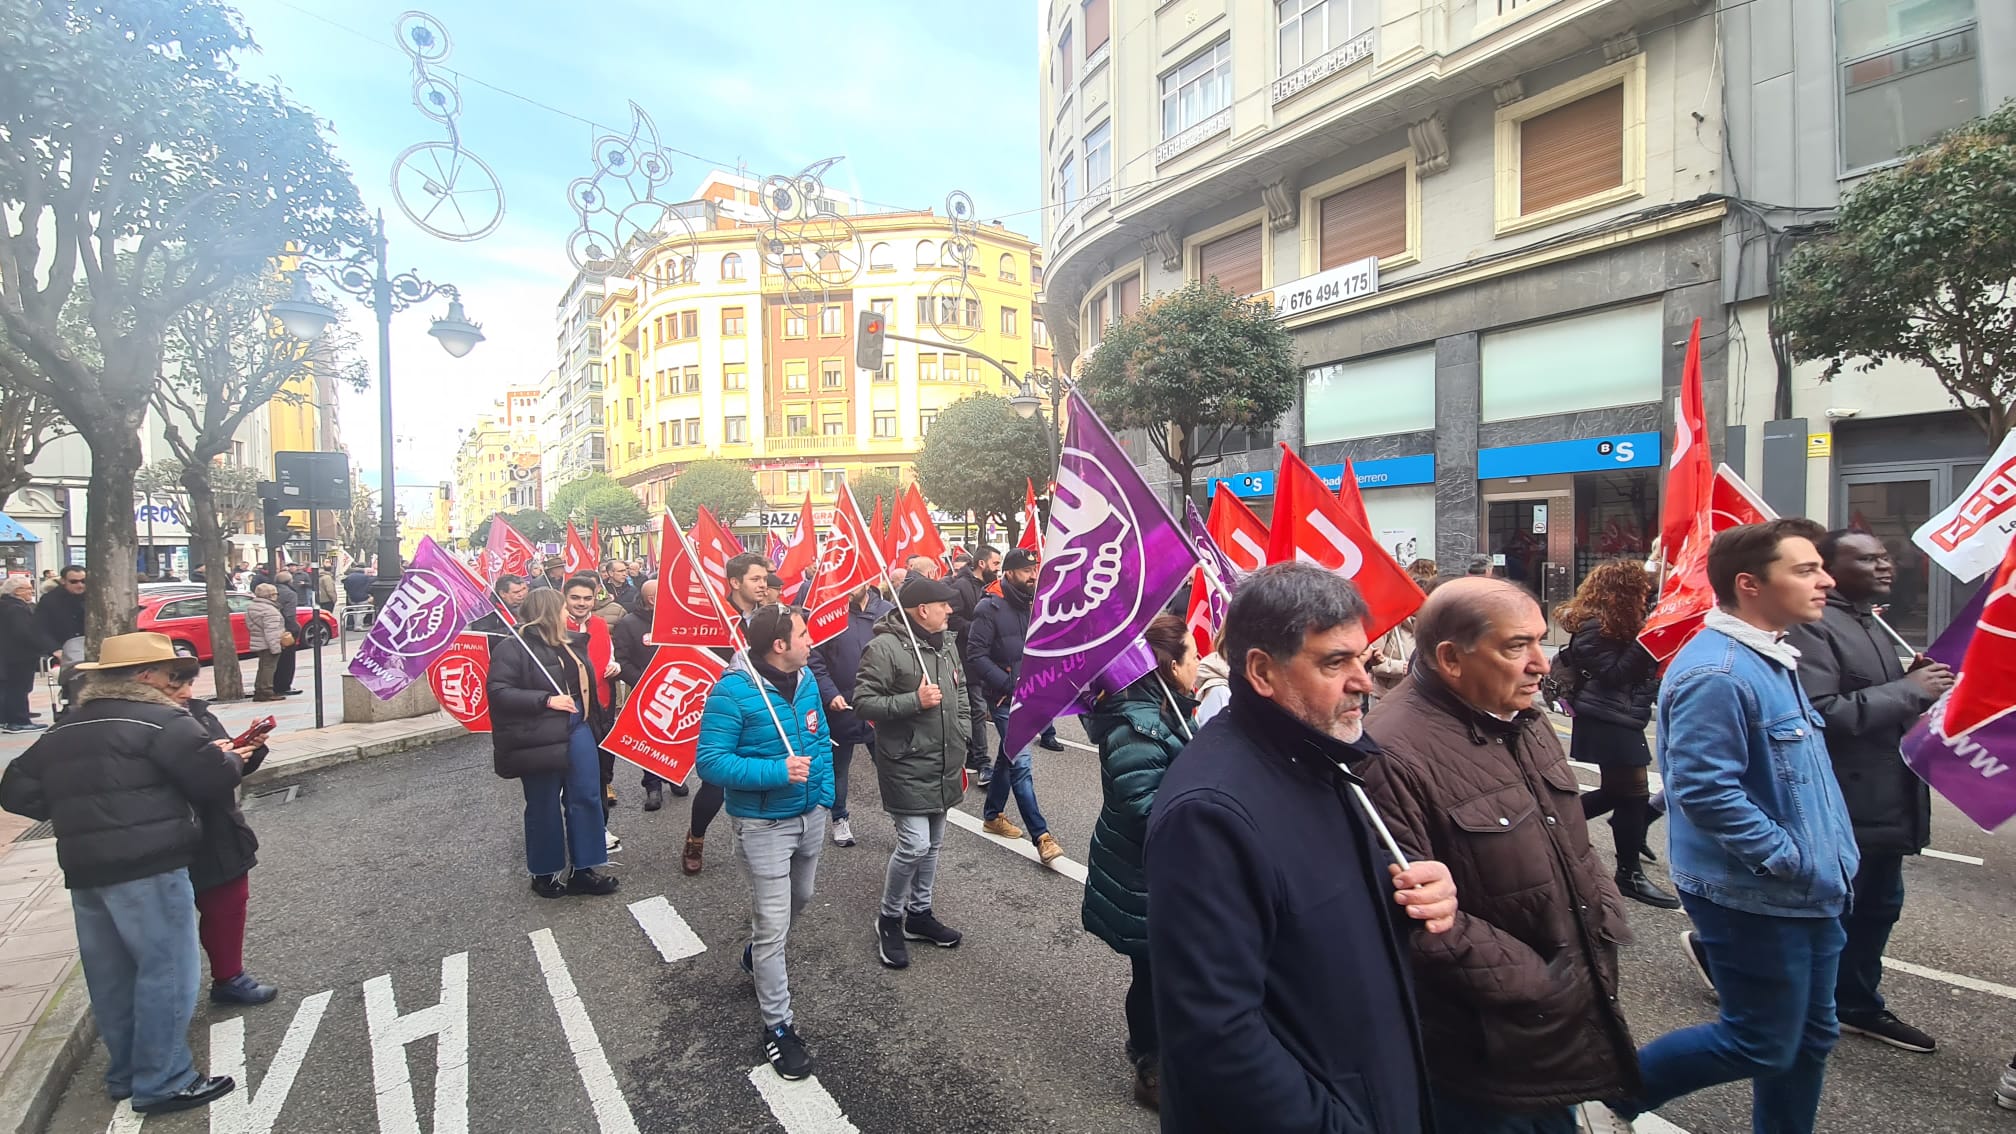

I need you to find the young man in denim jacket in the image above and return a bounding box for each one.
[1606,518,1860,1134]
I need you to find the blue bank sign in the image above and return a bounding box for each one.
[1210,453,1436,499]
[1477,431,1662,479]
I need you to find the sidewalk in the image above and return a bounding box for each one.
[0,668,466,1133]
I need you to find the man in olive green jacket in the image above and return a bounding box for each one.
[855,576,971,970]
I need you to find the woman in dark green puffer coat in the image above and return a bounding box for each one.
[1080,613,1199,1113]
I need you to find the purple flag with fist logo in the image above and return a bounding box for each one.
[1006,392,1197,757]
[348,536,495,700]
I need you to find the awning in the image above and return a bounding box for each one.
[0,511,41,543]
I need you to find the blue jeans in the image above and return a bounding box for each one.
[1629,893,1846,1133]
[984,704,1048,840]
[71,869,202,1106]
[1430,1091,1575,1133]
[1837,852,1905,1018]
[520,714,609,876]
[832,742,857,820]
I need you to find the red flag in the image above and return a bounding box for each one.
[1639,509,1715,662]
[600,645,725,786]
[888,484,946,569]
[563,522,593,578]
[1264,445,1424,641]
[872,496,888,560]
[1018,479,1042,552]
[1335,458,1374,535]
[590,519,601,563]
[483,513,536,582]
[692,507,741,589]
[807,480,883,645]
[1207,483,1270,573]
[649,513,735,648]
[1941,538,2016,738]
[1711,464,1775,530]
[1659,319,1711,571]
[425,633,493,732]
[1185,568,1214,655]
[777,495,817,581]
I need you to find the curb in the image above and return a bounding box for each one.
[0,959,95,1134]
[242,722,466,787]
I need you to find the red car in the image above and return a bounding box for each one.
[135,590,338,662]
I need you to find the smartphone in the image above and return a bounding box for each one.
[231,716,277,748]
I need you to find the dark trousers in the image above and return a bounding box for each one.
[832,741,858,821]
[1581,764,1652,868]
[194,874,249,983]
[1430,1092,1576,1133]
[0,667,32,725]
[964,680,989,768]
[1837,852,1906,1018]
[272,644,297,693]
[1125,954,1157,1062]
[689,780,725,838]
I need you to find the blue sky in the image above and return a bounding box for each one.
[229,0,1044,516]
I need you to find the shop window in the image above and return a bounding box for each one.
[1480,300,1661,423]
[1305,347,1436,444]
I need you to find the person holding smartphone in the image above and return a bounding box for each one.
[174,686,278,1005]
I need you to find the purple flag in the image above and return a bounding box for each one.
[1056,640,1157,719]
[1901,574,2016,831]
[1185,500,1238,638]
[1006,392,1197,756]
[348,537,495,700]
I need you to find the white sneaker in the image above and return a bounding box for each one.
[605,828,622,853]
[831,818,855,847]
[1996,1064,2016,1111]
[1579,1102,1636,1133]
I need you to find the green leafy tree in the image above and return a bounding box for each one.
[470,509,564,550]
[846,468,904,519]
[1076,279,1300,502]
[336,482,379,561]
[1778,101,2016,443]
[913,395,1050,534]
[548,472,649,529]
[664,460,762,527]
[0,0,369,647]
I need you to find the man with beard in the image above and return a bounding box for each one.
[965,548,1064,863]
[947,545,1001,775]
[564,575,625,854]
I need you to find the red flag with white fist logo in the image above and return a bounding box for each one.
[600,645,725,786]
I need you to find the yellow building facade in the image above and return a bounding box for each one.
[452,388,544,542]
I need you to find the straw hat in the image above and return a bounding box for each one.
[74,632,183,671]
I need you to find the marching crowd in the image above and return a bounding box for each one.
[1,518,2010,1130]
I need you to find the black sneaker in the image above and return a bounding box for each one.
[1038,733,1066,751]
[764,1022,814,1081]
[643,786,664,812]
[904,908,963,948]
[876,914,909,969]
[530,873,567,899]
[134,1074,235,1115]
[741,943,753,975]
[566,868,620,896]
[1679,930,1717,996]
[1840,1010,1936,1053]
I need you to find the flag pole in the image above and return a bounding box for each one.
[429,539,564,695]
[1346,780,1414,871]
[840,478,929,671]
[666,511,801,761]
[1871,608,1921,659]
[1156,676,1196,743]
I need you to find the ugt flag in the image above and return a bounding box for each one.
[1006,392,1196,758]
[349,537,494,700]
[426,633,493,732]
[807,479,884,646]
[650,513,735,649]
[601,646,725,787]
[1901,537,2016,832]
[1266,445,1424,642]
[1207,482,1270,573]
[563,522,594,578]
[483,513,536,582]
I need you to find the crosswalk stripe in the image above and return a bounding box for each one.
[746,1065,861,1134]
[627,895,707,962]
[1636,1113,1689,1133]
[101,1103,141,1133]
[946,807,1088,883]
[1884,956,2016,1000]
[529,929,641,1134]
[1922,848,1986,865]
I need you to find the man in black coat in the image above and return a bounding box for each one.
[1788,529,1954,1055]
[0,633,239,1115]
[37,564,88,660]
[946,547,999,773]
[270,571,302,696]
[965,549,1064,860]
[1146,563,1455,1133]
[1,576,53,731]
[809,585,894,848]
[611,580,686,806]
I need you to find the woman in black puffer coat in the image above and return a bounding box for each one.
[488,589,617,899]
[1554,558,1675,909]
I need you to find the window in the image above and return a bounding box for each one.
[721,253,744,280]
[1032,317,1050,348]
[969,366,983,384]
[965,298,982,328]
[682,310,698,340]
[920,410,939,435]
[624,397,635,421]
[1305,348,1436,444]
[944,353,964,381]
[1084,120,1113,193]
[786,414,810,437]
[998,253,1017,281]
[1518,84,1624,216]
[873,412,897,437]
[1001,306,1019,336]
[1033,263,1045,288]
[1161,39,1233,139]
[822,414,846,436]
[1195,224,1264,295]
[724,416,747,443]
[869,242,894,271]
[1277,0,1353,75]
[667,420,682,447]
[683,366,700,393]
[1480,300,1662,423]
[724,363,747,390]
[870,298,894,322]
[786,361,809,392]
[1319,169,1408,268]
[820,305,844,336]
[1056,26,1074,89]
[822,360,845,388]
[1085,293,1108,347]
[1085,0,1110,57]
[915,240,937,268]
[685,417,700,444]
[878,361,895,383]
[1836,0,1979,171]
[821,471,845,495]
[723,307,746,337]
[919,354,940,382]
[787,471,808,493]
[915,296,934,325]
[940,295,961,327]
[1056,155,1077,213]
[1114,274,1142,320]
[785,312,808,338]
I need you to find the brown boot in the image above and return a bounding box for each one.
[1132,1055,1159,1111]
[682,834,704,876]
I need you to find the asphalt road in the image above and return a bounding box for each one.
[40,715,2016,1133]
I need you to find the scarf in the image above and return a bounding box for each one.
[1704,608,1802,671]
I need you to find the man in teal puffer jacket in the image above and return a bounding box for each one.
[694,604,832,1083]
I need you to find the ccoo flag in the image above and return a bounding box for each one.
[1901,536,2016,831]
[1006,392,1197,758]
[1913,428,2016,583]
[349,537,495,700]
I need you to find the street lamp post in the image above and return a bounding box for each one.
[1006,366,1068,478]
[271,209,483,608]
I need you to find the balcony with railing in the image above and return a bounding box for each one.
[763,432,857,454]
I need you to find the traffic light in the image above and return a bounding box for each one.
[856,309,886,371]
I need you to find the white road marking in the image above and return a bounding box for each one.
[208,990,333,1134]
[1922,848,1986,865]
[1055,737,1098,754]
[363,952,469,1134]
[1636,1114,1690,1133]
[946,807,1088,883]
[1884,956,2016,1000]
[627,895,707,963]
[1568,759,1664,794]
[746,1064,861,1134]
[102,1103,141,1133]
[530,928,641,1134]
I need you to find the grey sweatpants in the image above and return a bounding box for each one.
[730,810,827,1028]
[881,811,947,919]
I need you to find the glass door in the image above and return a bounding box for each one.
[1837,470,1937,647]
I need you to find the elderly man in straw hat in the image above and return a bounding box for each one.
[0,633,240,1115]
